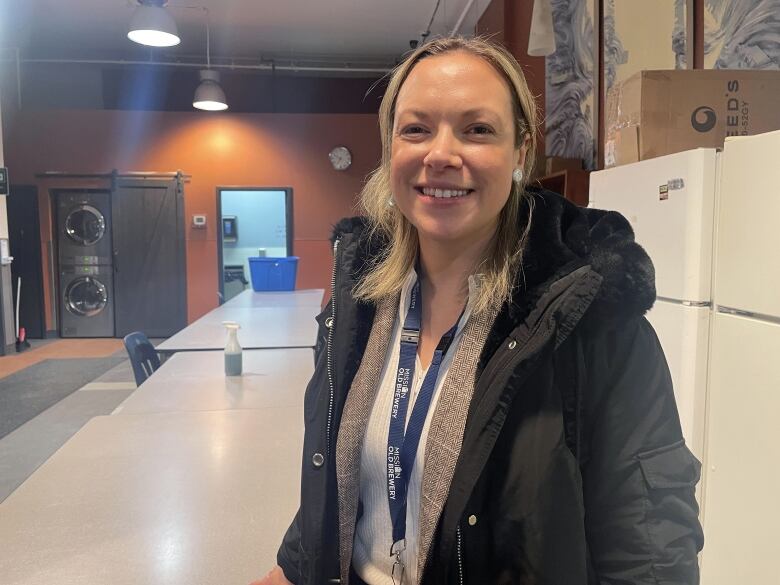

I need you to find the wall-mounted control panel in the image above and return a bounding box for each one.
[0,168,8,196]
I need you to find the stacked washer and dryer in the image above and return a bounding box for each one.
[56,191,115,337]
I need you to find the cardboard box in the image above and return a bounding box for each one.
[605,69,780,167]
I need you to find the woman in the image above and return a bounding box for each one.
[256,37,703,585]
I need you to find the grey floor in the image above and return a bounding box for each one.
[0,341,164,503]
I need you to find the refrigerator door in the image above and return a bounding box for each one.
[700,312,780,583]
[715,130,780,320]
[645,300,710,462]
[589,149,718,303]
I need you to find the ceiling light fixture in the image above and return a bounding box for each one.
[193,9,228,111]
[193,70,228,111]
[128,0,181,47]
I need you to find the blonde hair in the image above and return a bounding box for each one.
[354,36,538,314]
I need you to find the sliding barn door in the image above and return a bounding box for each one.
[112,177,187,337]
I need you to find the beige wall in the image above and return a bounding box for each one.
[612,0,682,86]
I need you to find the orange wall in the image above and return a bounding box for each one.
[3,109,381,329]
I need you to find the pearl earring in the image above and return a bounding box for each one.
[387,197,395,207]
[512,168,524,183]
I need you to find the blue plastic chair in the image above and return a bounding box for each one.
[123,332,161,386]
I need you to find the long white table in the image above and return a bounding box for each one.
[156,305,320,354]
[223,288,324,309]
[0,409,302,585]
[114,348,314,415]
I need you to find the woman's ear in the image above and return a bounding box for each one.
[516,133,532,168]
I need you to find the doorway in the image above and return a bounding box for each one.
[216,188,293,303]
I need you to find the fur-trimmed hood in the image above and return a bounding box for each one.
[331,188,655,326]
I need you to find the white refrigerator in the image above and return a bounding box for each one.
[698,130,780,584]
[588,133,780,584]
[588,148,719,462]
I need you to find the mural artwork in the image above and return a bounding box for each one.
[545,0,597,170]
[704,0,780,69]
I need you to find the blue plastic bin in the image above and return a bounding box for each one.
[248,257,299,291]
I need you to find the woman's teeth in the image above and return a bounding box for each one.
[420,187,471,198]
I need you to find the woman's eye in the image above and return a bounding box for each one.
[468,125,494,135]
[402,125,427,135]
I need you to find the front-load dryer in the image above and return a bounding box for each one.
[59,265,115,337]
[56,191,113,266]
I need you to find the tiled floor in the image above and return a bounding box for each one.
[0,339,143,502]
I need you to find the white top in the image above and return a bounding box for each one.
[352,270,478,585]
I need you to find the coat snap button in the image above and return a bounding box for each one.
[468,515,478,526]
[508,340,517,350]
[325,317,334,328]
[312,452,325,467]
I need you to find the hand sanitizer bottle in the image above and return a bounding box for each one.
[223,321,242,376]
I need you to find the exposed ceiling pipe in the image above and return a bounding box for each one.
[451,0,478,36]
[419,0,442,44]
[9,56,392,75]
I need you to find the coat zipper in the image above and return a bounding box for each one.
[325,237,340,459]
[456,524,464,585]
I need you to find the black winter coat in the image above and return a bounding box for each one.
[277,188,704,584]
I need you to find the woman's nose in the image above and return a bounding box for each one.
[423,129,462,171]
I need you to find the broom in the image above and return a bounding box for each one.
[15,276,30,352]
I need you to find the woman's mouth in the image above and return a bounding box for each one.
[415,187,474,199]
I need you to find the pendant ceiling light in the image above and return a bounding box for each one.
[128,0,180,47]
[193,70,228,111]
[193,9,228,111]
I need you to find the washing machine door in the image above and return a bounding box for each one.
[65,205,106,246]
[65,276,108,317]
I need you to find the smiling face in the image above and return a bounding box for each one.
[390,50,527,250]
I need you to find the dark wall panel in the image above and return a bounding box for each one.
[112,178,187,337]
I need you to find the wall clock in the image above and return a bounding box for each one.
[328,146,352,171]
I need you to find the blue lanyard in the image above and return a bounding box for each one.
[387,278,460,569]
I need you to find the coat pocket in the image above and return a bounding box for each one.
[635,440,704,582]
[637,440,701,489]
